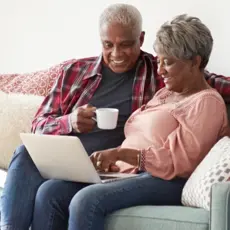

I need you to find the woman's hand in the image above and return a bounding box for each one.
[90,148,140,172]
[90,148,120,172]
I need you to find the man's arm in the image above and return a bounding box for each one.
[205,70,230,103]
[31,65,97,135]
[31,70,73,135]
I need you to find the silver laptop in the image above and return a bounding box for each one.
[20,133,137,183]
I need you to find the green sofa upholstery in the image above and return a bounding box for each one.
[105,180,230,230]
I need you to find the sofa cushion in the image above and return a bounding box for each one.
[0,91,44,169]
[105,206,209,230]
[0,59,76,96]
[181,136,230,211]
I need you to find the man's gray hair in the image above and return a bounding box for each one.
[99,3,142,37]
[153,14,213,69]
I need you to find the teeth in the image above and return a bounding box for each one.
[113,60,124,64]
[164,78,170,83]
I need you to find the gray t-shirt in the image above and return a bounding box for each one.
[74,65,135,155]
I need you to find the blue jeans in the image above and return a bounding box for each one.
[1,145,187,230]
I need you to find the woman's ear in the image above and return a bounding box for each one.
[192,55,202,69]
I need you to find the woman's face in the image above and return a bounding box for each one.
[157,54,197,93]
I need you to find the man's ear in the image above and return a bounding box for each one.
[139,31,145,47]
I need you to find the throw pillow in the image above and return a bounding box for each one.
[0,59,76,96]
[181,136,230,210]
[0,91,44,169]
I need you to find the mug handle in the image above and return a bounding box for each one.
[92,111,97,122]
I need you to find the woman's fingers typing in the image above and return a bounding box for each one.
[90,149,120,172]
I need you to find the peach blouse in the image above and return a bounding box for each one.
[118,88,230,180]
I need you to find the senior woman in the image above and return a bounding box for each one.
[14,15,230,230]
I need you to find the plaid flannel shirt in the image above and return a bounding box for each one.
[32,51,230,135]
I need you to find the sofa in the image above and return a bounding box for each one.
[0,60,230,230]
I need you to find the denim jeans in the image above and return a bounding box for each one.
[1,145,187,230]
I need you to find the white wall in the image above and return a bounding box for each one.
[0,0,229,75]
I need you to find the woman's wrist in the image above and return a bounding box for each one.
[117,148,141,166]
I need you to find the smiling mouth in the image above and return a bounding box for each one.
[163,77,171,83]
[112,60,125,65]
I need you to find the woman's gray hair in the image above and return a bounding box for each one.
[153,14,213,69]
[99,3,142,37]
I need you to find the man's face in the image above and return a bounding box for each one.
[100,23,145,73]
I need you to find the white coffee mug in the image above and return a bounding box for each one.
[94,108,119,130]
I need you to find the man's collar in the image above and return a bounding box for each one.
[82,55,103,80]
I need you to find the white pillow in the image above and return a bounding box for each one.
[181,136,230,210]
[0,91,44,169]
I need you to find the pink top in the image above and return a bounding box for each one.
[117,88,230,180]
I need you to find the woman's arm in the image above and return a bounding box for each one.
[139,95,229,180]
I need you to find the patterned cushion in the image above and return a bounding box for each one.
[0,59,76,96]
[181,136,230,210]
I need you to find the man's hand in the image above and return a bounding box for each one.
[70,104,96,133]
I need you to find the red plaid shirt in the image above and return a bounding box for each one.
[32,51,230,135]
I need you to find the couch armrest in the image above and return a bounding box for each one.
[210,182,230,230]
